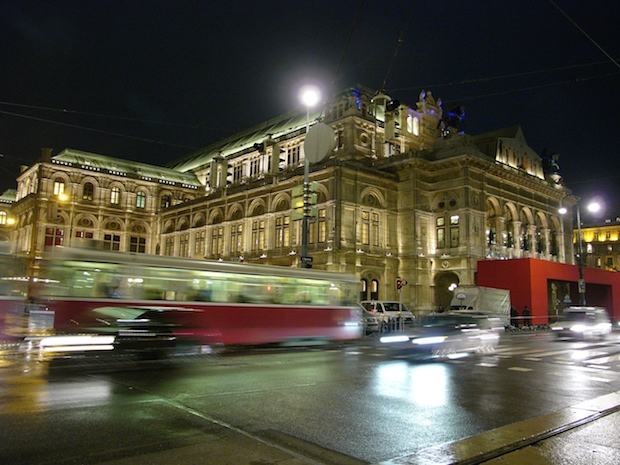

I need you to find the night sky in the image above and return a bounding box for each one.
[1,1,619,218]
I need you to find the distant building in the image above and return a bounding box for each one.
[578,215,620,272]
[4,84,578,314]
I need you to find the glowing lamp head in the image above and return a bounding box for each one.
[587,202,600,213]
[558,207,567,215]
[299,85,321,108]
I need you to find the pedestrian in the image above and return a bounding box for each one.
[522,305,531,327]
[510,306,519,328]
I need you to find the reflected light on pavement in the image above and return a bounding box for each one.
[374,362,448,407]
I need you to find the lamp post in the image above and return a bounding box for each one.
[299,85,321,268]
[560,201,601,306]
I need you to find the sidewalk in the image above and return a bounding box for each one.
[97,390,620,465]
[377,391,620,465]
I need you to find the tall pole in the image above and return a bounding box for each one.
[301,105,310,268]
[576,205,586,305]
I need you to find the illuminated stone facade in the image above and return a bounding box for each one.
[6,85,576,313]
[578,218,620,271]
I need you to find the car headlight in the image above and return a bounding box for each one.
[380,335,410,344]
[412,336,447,345]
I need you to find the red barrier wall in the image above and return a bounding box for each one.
[477,258,619,325]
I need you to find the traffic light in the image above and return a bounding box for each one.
[396,277,407,290]
[291,182,318,220]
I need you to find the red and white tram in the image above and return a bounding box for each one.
[27,248,362,348]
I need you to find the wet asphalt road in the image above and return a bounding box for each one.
[1,331,619,465]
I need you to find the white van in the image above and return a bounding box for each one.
[359,301,415,326]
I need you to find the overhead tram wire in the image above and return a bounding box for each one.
[432,71,620,103]
[387,59,618,93]
[549,0,620,70]
[320,0,365,120]
[0,100,232,132]
[0,109,201,151]
[378,0,417,93]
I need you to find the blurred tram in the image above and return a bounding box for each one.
[25,247,362,348]
[0,245,29,343]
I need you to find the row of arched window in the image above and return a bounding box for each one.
[49,177,178,210]
[486,199,562,257]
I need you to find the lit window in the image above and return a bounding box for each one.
[360,279,367,301]
[136,191,146,209]
[0,211,6,225]
[164,236,174,256]
[318,209,327,243]
[194,230,206,256]
[231,224,243,254]
[406,115,420,136]
[110,187,120,205]
[361,211,370,245]
[53,179,65,196]
[450,227,459,248]
[179,233,189,258]
[437,228,445,249]
[275,216,290,248]
[450,215,460,225]
[252,220,265,251]
[211,227,224,256]
[371,279,379,300]
[160,195,171,209]
[83,182,94,201]
[45,227,64,248]
[371,212,379,246]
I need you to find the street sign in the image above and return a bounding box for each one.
[301,256,313,263]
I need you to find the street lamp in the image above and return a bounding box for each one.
[559,200,601,306]
[298,85,321,268]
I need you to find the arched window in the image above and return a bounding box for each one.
[110,186,120,205]
[136,191,146,209]
[535,216,545,254]
[160,195,171,209]
[486,200,498,246]
[520,211,530,251]
[360,279,368,301]
[53,178,65,196]
[504,207,514,247]
[0,211,7,225]
[83,182,94,201]
[407,115,420,136]
[550,222,559,257]
[370,279,379,300]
